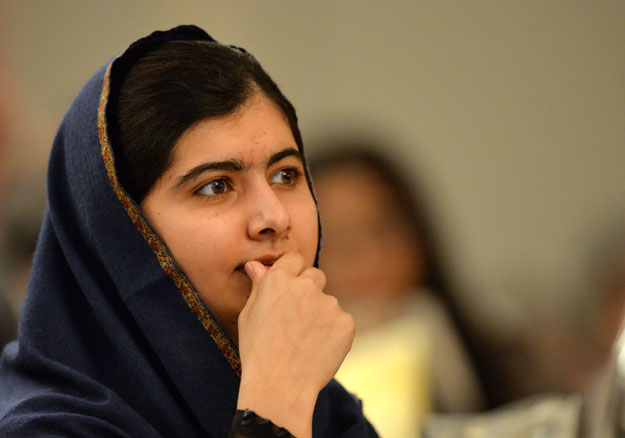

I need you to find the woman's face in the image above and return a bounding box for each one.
[141,95,318,342]
[315,163,424,304]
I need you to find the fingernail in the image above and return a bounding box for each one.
[244,261,256,280]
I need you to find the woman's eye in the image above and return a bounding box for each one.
[271,168,300,186]
[197,178,231,196]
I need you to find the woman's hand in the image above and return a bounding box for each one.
[236,252,355,438]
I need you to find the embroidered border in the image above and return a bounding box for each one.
[97,63,242,375]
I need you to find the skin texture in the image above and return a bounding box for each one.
[141,94,354,437]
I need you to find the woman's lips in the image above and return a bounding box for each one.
[235,255,282,273]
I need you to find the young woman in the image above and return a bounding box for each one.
[0,25,376,437]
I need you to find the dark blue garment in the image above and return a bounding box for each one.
[0,25,376,437]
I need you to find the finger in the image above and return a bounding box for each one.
[299,267,327,290]
[270,252,306,276]
[244,260,269,292]
[241,261,269,314]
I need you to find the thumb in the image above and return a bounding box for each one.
[240,261,269,315]
[244,260,269,287]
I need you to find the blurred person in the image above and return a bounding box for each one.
[0,22,18,351]
[0,171,44,354]
[310,144,485,436]
[500,223,625,404]
[0,26,377,437]
[421,224,625,437]
[0,14,50,351]
[0,178,46,319]
[564,224,625,437]
[0,295,16,352]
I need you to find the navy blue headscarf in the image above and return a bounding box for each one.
[0,25,376,437]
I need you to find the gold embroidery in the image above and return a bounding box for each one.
[97,63,241,375]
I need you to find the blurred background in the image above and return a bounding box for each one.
[1,0,624,432]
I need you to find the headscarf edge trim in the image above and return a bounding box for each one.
[97,62,242,376]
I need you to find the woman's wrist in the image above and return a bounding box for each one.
[237,372,317,438]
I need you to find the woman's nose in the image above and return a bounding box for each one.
[247,183,290,240]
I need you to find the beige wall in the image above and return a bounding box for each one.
[3,1,625,337]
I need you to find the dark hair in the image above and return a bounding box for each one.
[112,40,303,203]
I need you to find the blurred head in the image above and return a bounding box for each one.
[113,41,318,342]
[586,227,625,369]
[311,146,444,305]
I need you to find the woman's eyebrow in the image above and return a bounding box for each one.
[267,148,302,167]
[175,159,244,188]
